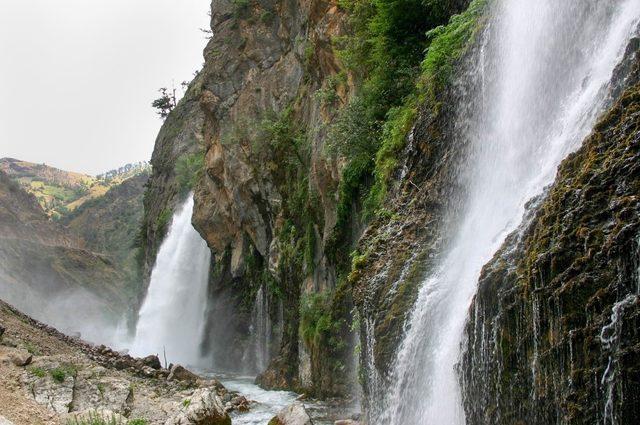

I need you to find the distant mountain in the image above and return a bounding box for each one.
[61,172,149,295]
[0,157,149,219]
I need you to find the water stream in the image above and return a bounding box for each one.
[130,195,211,367]
[375,1,640,424]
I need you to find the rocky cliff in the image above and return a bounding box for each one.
[142,0,469,398]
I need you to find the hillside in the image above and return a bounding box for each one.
[0,158,149,219]
[0,170,130,342]
[0,299,237,425]
[60,172,149,296]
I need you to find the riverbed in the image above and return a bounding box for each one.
[208,373,359,424]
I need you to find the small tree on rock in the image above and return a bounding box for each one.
[152,87,177,120]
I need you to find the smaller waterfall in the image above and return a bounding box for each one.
[131,195,211,367]
[243,284,273,373]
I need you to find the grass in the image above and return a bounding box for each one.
[28,366,46,378]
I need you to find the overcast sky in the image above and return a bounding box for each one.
[0,0,210,175]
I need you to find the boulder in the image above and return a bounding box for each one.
[167,364,199,384]
[0,347,32,366]
[268,402,313,425]
[63,408,127,424]
[30,372,75,414]
[71,371,133,415]
[164,388,231,425]
[141,354,162,369]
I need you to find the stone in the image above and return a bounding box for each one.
[334,421,360,425]
[63,408,127,424]
[71,372,133,415]
[0,324,5,339]
[269,402,313,425]
[0,415,14,425]
[30,373,75,414]
[0,347,32,366]
[164,388,231,425]
[167,364,199,384]
[141,354,162,369]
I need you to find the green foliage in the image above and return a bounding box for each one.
[326,156,373,270]
[232,0,250,18]
[175,151,205,195]
[182,398,191,408]
[23,341,40,355]
[260,10,274,25]
[300,292,333,346]
[156,208,172,239]
[128,420,148,425]
[50,364,76,383]
[50,368,67,383]
[326,0,488,221]
[421,0,488,96]
[29,366,46,378]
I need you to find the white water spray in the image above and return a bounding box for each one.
[376,1,640,424]
[131,195,211,367]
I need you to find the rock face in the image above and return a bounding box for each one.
[460,50,640,424]
[131,0,359,394]
[268,402,313,425]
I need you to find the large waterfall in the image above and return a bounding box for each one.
[376,1,640,424]
[131,196,211,367]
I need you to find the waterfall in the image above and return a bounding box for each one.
[131,195,211,367]
[242,284,273,374]
[376,1,640,424]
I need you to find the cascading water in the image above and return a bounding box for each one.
[242,284,273,373]
[375,1,640,424]
[131,195,211,367]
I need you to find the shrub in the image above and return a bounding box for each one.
[50,368,67,383]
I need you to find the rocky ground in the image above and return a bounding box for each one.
[0,299,248,424]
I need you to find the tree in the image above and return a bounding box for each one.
[152,87,177,119]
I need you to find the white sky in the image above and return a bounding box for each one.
[0,0,210,175]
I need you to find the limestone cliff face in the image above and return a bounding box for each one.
[460,47,640,424]
[189,0,351,394]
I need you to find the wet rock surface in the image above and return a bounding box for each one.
[461,52,640,423]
